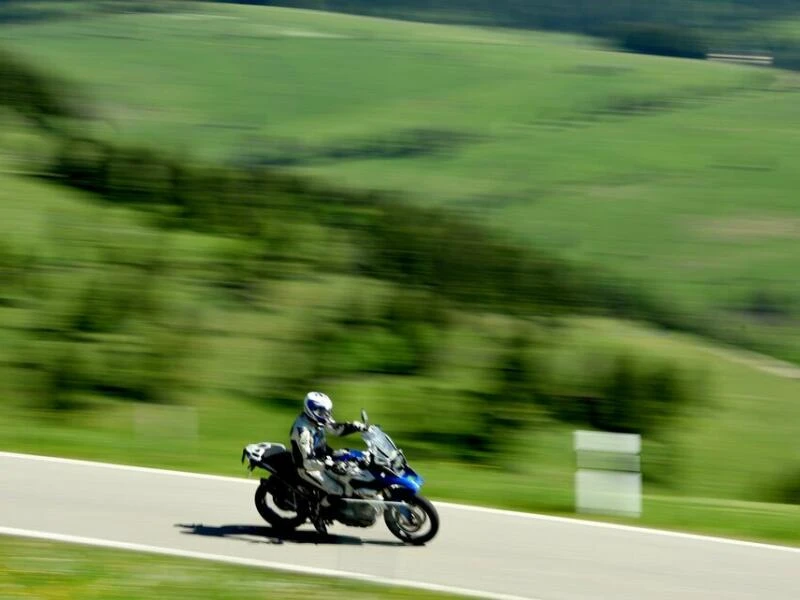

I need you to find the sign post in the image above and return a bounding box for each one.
[574,430,641,518]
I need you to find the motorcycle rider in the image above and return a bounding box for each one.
[290,391,366,507]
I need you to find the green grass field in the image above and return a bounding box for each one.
[1,2,800,547]
[2,2,799,359]
[0,535,461,599]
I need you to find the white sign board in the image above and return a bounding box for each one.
[574,430,641,518]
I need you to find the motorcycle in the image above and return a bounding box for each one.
[241,409,439,545]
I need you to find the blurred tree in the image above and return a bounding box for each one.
[45,344,87,411]
[613,23,708,59]
[0,47,83,130]
[244,0,797,37]
[474,330,548,461]
[598,354,641,433]
[54,137,109,193]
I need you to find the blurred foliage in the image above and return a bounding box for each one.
[547,353,702,438]
[231,0,796,36]
[51,133,590,317]
[0,0,76,24]
[210,239,274,306]
[320,288,444,377]
[0,241,38,306]
[613,23,709,59]
[92,0,187,14]
[49,129,705,340]
[0,46,85,131]
[18,251,191,408]
[3,42,789,359]
[235,128,478,168]
[470,330,548,461]
[240,0,800,70]
[0,0,186,23]
[467,334,702,465]
[0,43,707,472]
[771,467,800,505]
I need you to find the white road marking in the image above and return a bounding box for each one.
[0,525,535,600]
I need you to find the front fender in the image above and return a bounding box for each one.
[383,473,423,494]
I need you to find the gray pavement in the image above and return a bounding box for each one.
[1,452,799,599]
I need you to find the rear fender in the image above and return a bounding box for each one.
[242,442,286,472]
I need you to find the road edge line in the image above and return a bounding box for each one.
[0,525,534,600]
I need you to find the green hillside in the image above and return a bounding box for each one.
[0,2,799,545]
[2,3,798,361]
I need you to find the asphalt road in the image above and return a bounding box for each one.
[2,452,799,600]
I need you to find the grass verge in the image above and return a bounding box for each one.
[0,534,465,600]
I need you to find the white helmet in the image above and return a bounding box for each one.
[304,391,333,425]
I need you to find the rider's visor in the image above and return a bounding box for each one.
[311,405,331,423]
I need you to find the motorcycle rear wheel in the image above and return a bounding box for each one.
[254,478,308,532]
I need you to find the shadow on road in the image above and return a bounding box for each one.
[175,523,404,546]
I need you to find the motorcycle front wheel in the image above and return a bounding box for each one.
[384,492,439,545]
[254,478,308,532]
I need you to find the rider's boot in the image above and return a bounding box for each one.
[309,491,333,535]
[320,494,340,508]
[311,516,328,535]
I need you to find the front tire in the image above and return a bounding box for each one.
[254,478,308,532]
[384,492,439,545]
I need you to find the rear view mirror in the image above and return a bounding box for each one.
[361,409,368,425]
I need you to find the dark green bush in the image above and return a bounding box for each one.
[105,146,174,205]
[94,0,186,14]
[0,241,35,305]
[773,48,800,72]
[311,323,435,378]
[0,47,84,129]
[550,353,700,437]
[469,330,549,460]
[44,343,88,411]
[768,467,800,504]
[87,326,186,404]
[211,240,271,306]
[54,137,109,193]
[231,0,797,39]
[42,126,786,361]
[44,129,672,331]
[613,23,708,59]
[22,258,185,407]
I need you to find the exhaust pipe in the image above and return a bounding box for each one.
[340,498,409,508]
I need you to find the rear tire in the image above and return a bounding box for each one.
[384,492,439,545]
[254,479,308,532]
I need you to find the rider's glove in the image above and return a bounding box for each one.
[323,456,334,468]
[351,421,367,432]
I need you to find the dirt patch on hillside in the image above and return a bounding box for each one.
[703,346,800,379]
[695,216,800,240]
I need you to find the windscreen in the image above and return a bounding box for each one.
[363,426,398,460]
